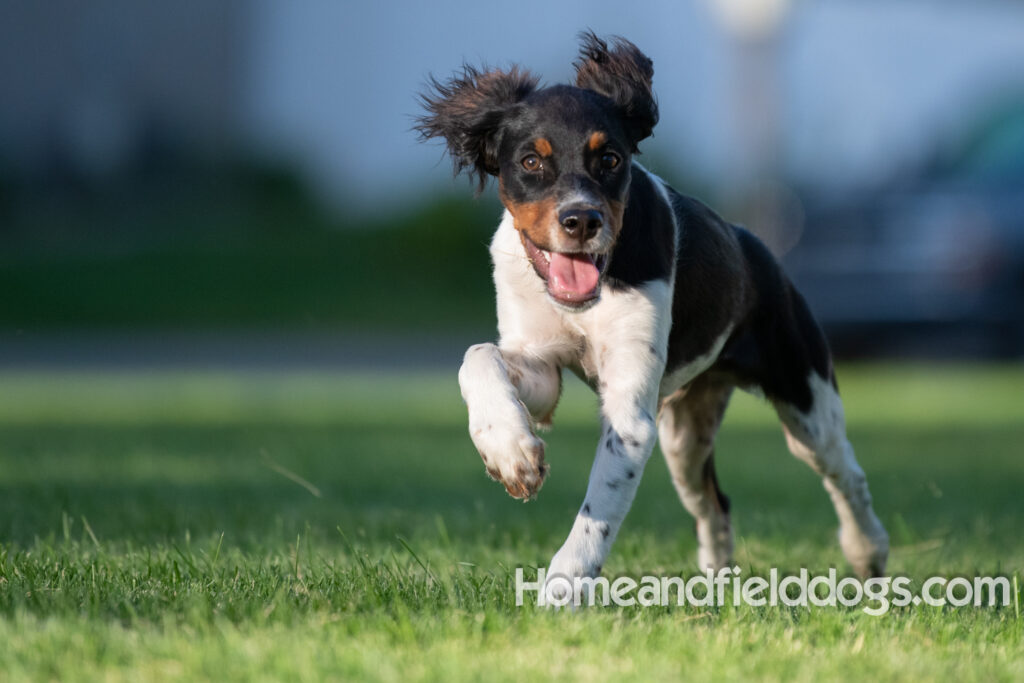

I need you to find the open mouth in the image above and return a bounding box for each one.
[522,235,608,307]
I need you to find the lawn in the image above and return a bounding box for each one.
[0,365,1022,681]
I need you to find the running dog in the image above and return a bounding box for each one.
[416,32,888,602]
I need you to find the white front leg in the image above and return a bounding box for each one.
[543,392,659,602]
[459,343,560,499]
[543,282,671,604]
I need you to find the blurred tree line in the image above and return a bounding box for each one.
[0,159,501,333]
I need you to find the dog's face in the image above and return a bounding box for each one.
[495,87,632,308]
[417,32,658,309]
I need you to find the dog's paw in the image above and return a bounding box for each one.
[839,523,889,579]
[542,550,597,609]
[476,431,548,500]
[465,371,549,499]
[542,572,574,609]
[695,516,734,572]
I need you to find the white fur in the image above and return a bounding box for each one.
[774,373,890,577]
[542,278,672,602]
[463,167,687,604]
[459,343,551,498]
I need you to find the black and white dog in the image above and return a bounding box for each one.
[417,32,888,601]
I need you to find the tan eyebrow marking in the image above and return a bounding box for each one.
[588,131,607,151]
[534,138,553,157]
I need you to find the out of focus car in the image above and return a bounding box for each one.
[784,100,1024,358]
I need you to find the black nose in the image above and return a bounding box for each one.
[559,208,603,240]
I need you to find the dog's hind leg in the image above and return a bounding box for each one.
[658,373,735,571]
[720,228,889,577]
[773,372,889,578]
[459,343,561,499]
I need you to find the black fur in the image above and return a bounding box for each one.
[655,188,834,414]
[494,86,634,211]
[418,32,836,415]
[663,190,747,372]
[573,31,658,149]
[713,228,834,413]
[604,166,674,289]
[415,65,538,192]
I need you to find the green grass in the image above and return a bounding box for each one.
[1,365,1022,681]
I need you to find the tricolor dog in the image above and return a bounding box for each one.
[417,32,888,602]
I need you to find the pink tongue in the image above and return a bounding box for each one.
[548,252,600,299]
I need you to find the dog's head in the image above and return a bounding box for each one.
[416,32,658,309]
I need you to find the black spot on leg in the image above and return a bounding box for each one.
[585,525,591,535]
[595,564,603,574]
[600,524,610,539]
[605,433,626,455]
[627,470,635,479]
[583,503,591,514]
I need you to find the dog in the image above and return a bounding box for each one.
[417,32,888,602]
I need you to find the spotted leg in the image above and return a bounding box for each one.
[541,292,670,603]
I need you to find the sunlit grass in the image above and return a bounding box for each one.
[1,365,1022,681]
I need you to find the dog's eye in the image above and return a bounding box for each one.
[521,154,542,172]
[600,152,621,170]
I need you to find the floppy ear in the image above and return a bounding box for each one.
[574,31,658,149]
[416,65,539,191]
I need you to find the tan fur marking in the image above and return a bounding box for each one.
[588,131,607,151]
[534,138,553,157]
[499,183,559,250]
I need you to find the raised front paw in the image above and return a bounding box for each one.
[471,416,548,500]
[460,342,550,499]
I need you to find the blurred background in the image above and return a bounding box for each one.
[2,0,1023,366]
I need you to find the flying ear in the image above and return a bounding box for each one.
[416,65,539,191]
[574,31,658,149]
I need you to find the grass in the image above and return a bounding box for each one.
[0,364,1022,681]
